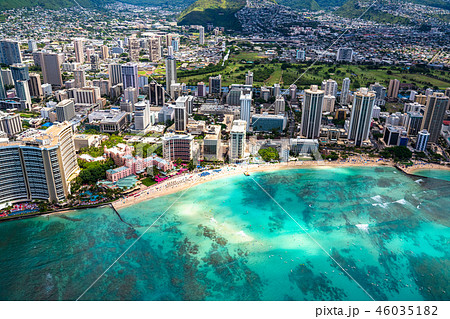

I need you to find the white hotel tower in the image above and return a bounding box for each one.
[301,85,324,139]
[348,88,376,146]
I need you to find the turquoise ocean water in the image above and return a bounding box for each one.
[413,169,450,182]
[0,167,448,301]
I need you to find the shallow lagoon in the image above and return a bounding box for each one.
[0,167,448,301]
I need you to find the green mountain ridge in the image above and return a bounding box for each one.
[334,0,412,25]
[178,0,247,30]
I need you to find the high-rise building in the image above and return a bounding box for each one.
[56,99,76,122]
[128,37,140,62]
[108,63,123,86]
[240,92,252,131]
[290,84,297,100]
[415,94,427,105]
[323,95,336,113]
[324,79,338,97]
[274,95,285,115]
[0,122,79,204]
[171,38,179,52]
[28,39,38,53]
[197,82,206,97]
[10,63,29,84]
[388,79,400,99]
[369,82,386,105]
[405,112,423,136]
[415,130,430,152]
[101,45,109,60]
[162,134,194,162]
[174,96,189,132]
[209,75,222,95]
[42,52,64,88]
[121,63,138,90]
[444,88,450,98]
[420,92,449,144]
[230,120,246,162]
[28,73,43,98]
[75,86,101,105]
[0,40,22,66]
[341,78,350,105]
[168,45,174,56]
[0,112,22,137]
[199,26,205,45]
[301,85,324,139]
[90,54,100,71]
[149,81,165,106]
[245,71,253,86]
[73,39,84,64]
[296,49,306,61]
[273,83,281,97]
[336,48,353,62]
[92,78,110,97]
[409,90,417,102]
[165,52,177,92]
[15,80,32,110]
[134,100,152,131]
[148,38,161,62]
[0,72,5,100]
[348,88,376,146]
[73,69,86,88]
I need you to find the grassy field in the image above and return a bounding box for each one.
[178,51,450,90]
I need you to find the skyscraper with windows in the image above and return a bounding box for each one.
[28,73,43,98]
[240,92,252,131]
[388,79,400,99]
[121,63,138,90]
[0,73,6,100]
[10,63,29,84]
[336,48,353,62]
[324,79,338,97]
[28,39,38,53]
[230,120,246,162]
[0,122,79,204]
[348,88,376,146]
[199,26,205,45]
[301,85,324,139]
[209,75,222,95]
[42,52,64,88]
[165,50,177,92]
[15,80,32,109]
[74,39,84,64]
[420,92,449,144]
[174,96,189,132]
[56,99,76,122]
[415,130,430,152]
[73,69,86,88]
[148,37,161,62]
[108,63,123,86]
[341,78,350,105]
[0,40,22,66]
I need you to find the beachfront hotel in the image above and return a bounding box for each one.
[230,120,247,163]
[162,134,195,162]
[0,122,79,205]
[300,85,324,139]
[348,88,376,147]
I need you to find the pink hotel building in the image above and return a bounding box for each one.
[104,144,173,182]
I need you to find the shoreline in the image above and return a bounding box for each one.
[112,158,396,210]
[2,159,448,223]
